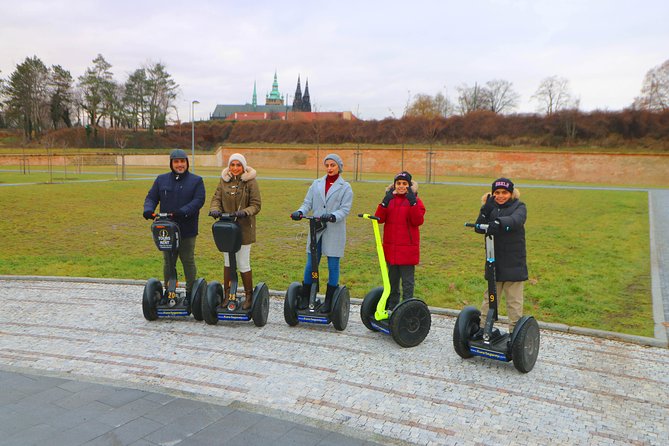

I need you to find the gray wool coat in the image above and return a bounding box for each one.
[297,175,353,258]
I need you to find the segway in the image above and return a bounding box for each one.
[284,215,350,331]
[202,213,269,326]
[358,213,431,347]
[142,213,206,321]
[453,222,540,373]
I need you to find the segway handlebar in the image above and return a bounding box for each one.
[358,213,380,221]
[465,222,488,230]
[290,214,327,221]
[154,212,174,219]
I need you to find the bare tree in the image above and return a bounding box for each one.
[531,76,575,115]
[633,59,669,111]
[485,79,520,114]
[456,83,490,115]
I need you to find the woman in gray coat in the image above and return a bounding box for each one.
[290,154,353,313]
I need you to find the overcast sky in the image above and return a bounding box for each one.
[2,0,667,122]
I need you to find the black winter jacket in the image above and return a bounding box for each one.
[143,171,206,238]
[475,198,528,282]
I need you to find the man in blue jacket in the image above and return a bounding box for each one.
[143,149,205,300]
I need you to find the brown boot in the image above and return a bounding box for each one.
[221,266,231,307]
[241,270,254,310]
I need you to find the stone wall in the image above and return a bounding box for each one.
[2,148,667,186]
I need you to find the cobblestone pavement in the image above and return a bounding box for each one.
[1,280,668,445]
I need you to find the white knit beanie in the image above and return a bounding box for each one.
[228,153,248,170]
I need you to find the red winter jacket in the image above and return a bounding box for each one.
[374,190,426,265]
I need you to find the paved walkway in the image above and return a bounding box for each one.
[650,190,669,342]
[1,279,668,446]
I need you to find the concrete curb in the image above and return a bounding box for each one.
[1,274,666,349]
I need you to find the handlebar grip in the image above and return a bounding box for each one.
[464,223,476,227]
[358,213,380,221]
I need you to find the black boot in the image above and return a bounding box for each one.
[299,282,311,309]
[320,284,337,313]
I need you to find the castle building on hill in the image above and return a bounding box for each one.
[211,72,355,121]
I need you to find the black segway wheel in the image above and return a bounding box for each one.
[331,286,350,331]
[191,278,206,321]
[512,316,540,373]
[142,278,162,321]
[360,286,384,331]
[389,299,431,348]
[203,281,222,325]
[251,282,270,327]
[284,282,300,326]
[453,306,481,359]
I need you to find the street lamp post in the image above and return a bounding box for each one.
[191,100,200,172]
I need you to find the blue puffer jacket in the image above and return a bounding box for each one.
[143,171,206,238]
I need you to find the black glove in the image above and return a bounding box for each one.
[321,213,336,222]
[171,210,185,219]
[486,219,501,235]
[232,210,246,218]
[208,210,222,219]
[290,210,303,221]
[143,210,154,220]
[381,189,394,207]
[406,189,417,206]
[480,194,496,219]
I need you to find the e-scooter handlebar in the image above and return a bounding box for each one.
[465,222,488,230]
[358,213,380,221]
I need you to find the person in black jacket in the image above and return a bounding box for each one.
[474,177,528,334]
[143,149,206,299]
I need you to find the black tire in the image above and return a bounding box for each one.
[331,286,350,331]
[512,317,540,373]
[453,306,480,359]
[360,286,384,332]
[142,278,162,321]
[252,282,270,327]
[284,282,300,326]
[203,281,222,325]
[191,278,206,321]
[389,299,431,348]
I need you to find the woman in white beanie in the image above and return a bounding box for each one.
[209,153,262,310]
[290,153,353,313]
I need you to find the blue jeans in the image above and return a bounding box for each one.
[303,239,340,286]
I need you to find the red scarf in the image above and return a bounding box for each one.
[325,174,339,195]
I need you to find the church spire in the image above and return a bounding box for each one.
[292,75,303,111]
[265,70,284,105]
[252,81,257,108]
[302,79,312,112]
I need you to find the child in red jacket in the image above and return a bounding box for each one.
[374,171,426,309]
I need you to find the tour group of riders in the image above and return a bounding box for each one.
[143,149,527,331]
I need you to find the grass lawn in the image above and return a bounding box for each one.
[0,172,652,336]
